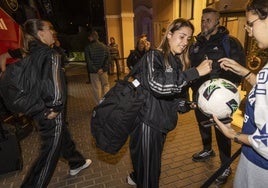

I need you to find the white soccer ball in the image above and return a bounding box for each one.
[197,78,240,119]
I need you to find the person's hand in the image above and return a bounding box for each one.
[218,58,248,76]
[144,40,151,51]
[47,111,59,119]
[177,99,192,114]
[189,101,197,109]
[196,59,213,76]
[212,115,235,139]
[0,52,10,72]
[97,69,104,74]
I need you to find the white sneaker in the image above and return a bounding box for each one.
[127,174,137,186]
[70,159,92,176]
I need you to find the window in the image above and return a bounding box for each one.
[179,0,194,20]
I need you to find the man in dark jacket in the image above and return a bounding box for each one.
[84,30,110,104]
[189,8,246,185]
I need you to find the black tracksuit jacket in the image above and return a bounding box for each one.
[190,26,246,100]
[135,49,200,133]
[26,41,66,118]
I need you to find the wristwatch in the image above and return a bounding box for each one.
[233,132,242,144]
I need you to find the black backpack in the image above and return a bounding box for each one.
[0,54,42,116]
[90,60,146,154]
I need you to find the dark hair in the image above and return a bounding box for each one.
[202,7,220,22]
[88,30,99,40]
[23,19,48,51]
[202,7,218,14]
[246,0,268,20]
[140,33,147,38]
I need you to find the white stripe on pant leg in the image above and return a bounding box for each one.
[37,114,62,187]
[142,123,150,188]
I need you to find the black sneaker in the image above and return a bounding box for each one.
[126,172,137,186]
[192,149,215,162]
[215,167,232,185]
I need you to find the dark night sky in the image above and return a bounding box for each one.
[3,0,105,32]
[57,0,90,20]
[51,0,106,50]
[1,0,105,50]
[53,0,104,29]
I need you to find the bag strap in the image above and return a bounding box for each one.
[200,147,241,188]
[124,60,141,80]
[125,50,154,80]
[222,34,230,58]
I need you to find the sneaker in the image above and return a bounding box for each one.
[215,167,232,185]
[70,159,92,176]
[192,149,215,162]
[126,172,137,186]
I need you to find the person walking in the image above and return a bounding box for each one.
[19,19,91,188]
[126,18,212,188]
[213,1,268,187]
[84,30,110,104]
[189,7,246,185]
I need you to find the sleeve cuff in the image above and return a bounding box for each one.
[183,68,199,82]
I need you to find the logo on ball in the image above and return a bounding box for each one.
[197,78,240,119]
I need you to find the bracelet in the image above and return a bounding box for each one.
[243,71,251,78]
[233,132,243,144]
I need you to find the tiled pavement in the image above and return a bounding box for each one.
[0,63,242,188]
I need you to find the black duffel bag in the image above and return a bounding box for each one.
[90,63,145,154]
[91,55,148,154]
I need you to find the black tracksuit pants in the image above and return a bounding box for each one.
[194,108,231,164]
[21,113,85,188]
[129,122,166,188]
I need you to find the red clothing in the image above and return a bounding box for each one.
[0,7,21,64]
